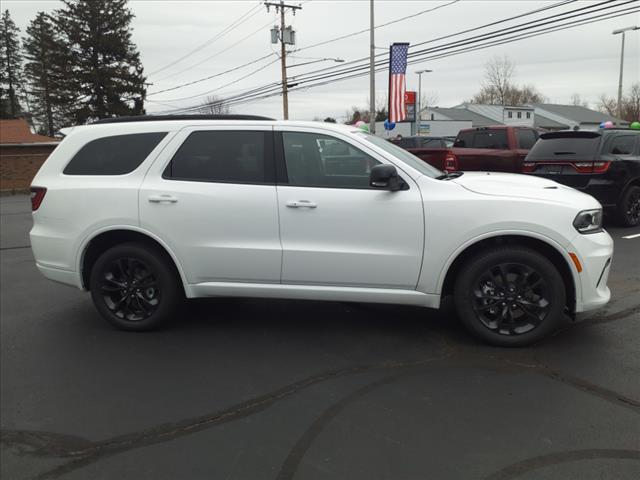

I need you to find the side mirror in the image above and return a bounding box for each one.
[369,164,406,191]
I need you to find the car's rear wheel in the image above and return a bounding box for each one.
[453,247,566,347]
[90,243,180,331]
[616,185,640,227]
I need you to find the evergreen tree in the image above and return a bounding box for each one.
[23,12,70,135]
[0,9,23,117]
[54,0,147,123]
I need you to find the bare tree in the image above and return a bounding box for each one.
[470,56,546,106]
[597,83,640,122]
[570,93,589,108]
[199,95,230,115]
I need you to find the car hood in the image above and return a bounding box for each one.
[451,172,598,205]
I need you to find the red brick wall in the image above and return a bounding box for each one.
[0,145,58,192]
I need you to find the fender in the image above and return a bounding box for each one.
[433,228,582,302]
[75,225,193,297]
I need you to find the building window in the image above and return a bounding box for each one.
[517,112,522,119]
[508,111,513,118]
[526,112,531,119]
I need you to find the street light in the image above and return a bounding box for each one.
[613,26,639,126]
[415,69,432,135]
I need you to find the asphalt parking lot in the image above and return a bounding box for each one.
[1,194,638,480]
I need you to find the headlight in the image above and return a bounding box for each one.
[573,209,603,234]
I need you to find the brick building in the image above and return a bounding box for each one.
[0,118,60,193]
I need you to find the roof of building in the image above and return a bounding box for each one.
[531,103,628,125]
[534,113,570,130]
[429,107,496,127]
[0,118,59,145]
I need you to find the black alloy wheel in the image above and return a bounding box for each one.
[454,247,566,346]
[471,263,550,336]
[619,185,640,227]
[99,257,160,321]
[90,243,180,331]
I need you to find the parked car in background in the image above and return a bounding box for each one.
[397,125,540,173]
[390,135,454,149]
[523,129,640,227]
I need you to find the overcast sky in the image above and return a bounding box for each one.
[5,0,640,120]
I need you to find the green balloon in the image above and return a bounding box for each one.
[630,121,640,130]
[359,123,370,132]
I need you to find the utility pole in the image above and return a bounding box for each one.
[369,0,375,134]
[612,26,639,126]
[266,1,301,120]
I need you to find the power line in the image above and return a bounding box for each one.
[153,18,275,83]
[147,1,263,76]
[153,1,636,114]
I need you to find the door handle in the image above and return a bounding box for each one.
[148,194,178,204]
[286,200,317,208]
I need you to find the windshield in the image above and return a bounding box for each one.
[357,132,443,178]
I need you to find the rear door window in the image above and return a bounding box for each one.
[516,129,538,149]
[64,132,167,175]
[164,130,273,184]
[604,135,636,155]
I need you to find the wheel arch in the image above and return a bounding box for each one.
[439,234,577,313]
[78,227,189,295]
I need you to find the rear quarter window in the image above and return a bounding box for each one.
[63,132,167,175]
[603,134,637,155]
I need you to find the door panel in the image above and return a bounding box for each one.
[277,186,424,288]
[139,127,281,285]
[276,128,424,289]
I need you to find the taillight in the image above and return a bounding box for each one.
[522,162,535,173]
[30,187,46,211]
[592,161,611,173]
[444,151,458,172]
[573,162,593,173]
[572,161,611,173]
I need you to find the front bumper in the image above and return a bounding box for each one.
[567,230,613,313]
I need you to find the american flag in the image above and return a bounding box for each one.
[388,43,409,123]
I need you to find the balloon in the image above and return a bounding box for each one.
[630,121,640,130]
[359,123,369,132]
[383,119,396,131]
[599,122,606,128]
[355,120,365,128]
[604,121,614,128]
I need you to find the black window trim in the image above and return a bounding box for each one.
[162,129,277,185]
[274,130,408,191]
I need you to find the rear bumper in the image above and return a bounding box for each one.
[35,262,83,289]
[567,230,613,313]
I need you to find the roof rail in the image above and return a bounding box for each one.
[92,114,275,124]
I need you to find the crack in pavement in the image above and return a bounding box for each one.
[0,245,31,251]
[4,348,455,479]
[2,305,638,479]
[483,449,640,480]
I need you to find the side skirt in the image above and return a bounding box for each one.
[188,282,440,308]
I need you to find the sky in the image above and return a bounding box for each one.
[4,0,640,121]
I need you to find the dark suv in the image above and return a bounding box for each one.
[523,129,640,227]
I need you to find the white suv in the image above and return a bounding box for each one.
[30,116,613,346]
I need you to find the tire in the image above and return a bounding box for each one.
[453,247,566,347]
[615,185,640,227]
[89,242,181,331]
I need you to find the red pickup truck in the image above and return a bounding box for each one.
[400,126,540,173]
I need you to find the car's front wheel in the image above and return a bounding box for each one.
[616,185,640,227]
[454,247,566,347]
[89,243,181,331]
